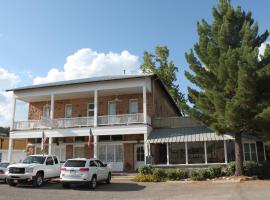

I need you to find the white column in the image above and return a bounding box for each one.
[94,90,98,127]
[185,142,188,164]
[204,141,207,164]
[11,96,17,131]
[8,137,13,162]
[263,143,267,161]
[143,85,147,124]
[93,135,98,158]
[144,133,149,164]
[166,143,169,166]
[224,140,228,164]
[48,137,52,155]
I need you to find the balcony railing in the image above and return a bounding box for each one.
[12,113,148,131]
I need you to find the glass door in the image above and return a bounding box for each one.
[134,144,145,171]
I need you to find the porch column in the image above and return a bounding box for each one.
[8,137,13,162]
[224,140,228,163]
[185,142,188,164]
[93,135,98,159]
[143,85,147,124]
[48,137,52,155]
[204,141,207,164]
[94,90,98,127]
[11,96,17,130]
[263,143,267,161]
[144,133,149,164]
[166,143,169,166]
[50,94,55,128]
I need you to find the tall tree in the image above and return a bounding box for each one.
[185,0,270,175]
[141,46,187,115]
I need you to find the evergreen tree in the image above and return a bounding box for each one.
[141,46,187,115]
[185,0,270,175]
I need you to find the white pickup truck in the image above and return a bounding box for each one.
[6,155,61,187]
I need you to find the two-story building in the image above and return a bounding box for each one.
[6,74,267,171]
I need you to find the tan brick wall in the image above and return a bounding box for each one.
[1,138,27,150]
[66,144,73,159]
[28,93,153,120]
[123,134,144,141]
[85,144,94,158]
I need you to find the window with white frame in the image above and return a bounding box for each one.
[244,143,257,161]
[129,99,138,114]
[73,145,86,158]
[98,144,123,163]
[87,103,95,117]
[43,105,50,118]
[65,104,72,118]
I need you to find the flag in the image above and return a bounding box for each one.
[41,130,47,152]
[88,128,94,147]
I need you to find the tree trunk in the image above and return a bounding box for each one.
[234,132,244,176]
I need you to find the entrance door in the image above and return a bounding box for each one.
[52,145,66,163]
[134,144,145,171]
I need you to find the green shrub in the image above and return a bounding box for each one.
[177,169,189,180]
[152,168,167,181]
[133,174,156,182]
[166,169,179,180]
[207,165,222,179]
[138,165,153,175]
[189,169,209,181]
[225,162,236,176]
[244,161,260,177]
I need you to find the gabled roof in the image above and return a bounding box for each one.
[6,74,152,92]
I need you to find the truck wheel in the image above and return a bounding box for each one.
[33,173,44,187]
[88,176,97,189]
[106,173,111,184]
[7,179,17,187]
[62,183,70,189]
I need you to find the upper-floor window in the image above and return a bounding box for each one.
[108,101,116,115]
[65,104,72,118]
[87,103,94,117]
[129,99,138,114]
[43,105,50,118]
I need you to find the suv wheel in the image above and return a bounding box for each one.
[106,173,111,184]
[89,176,97,189]
[62,183,70,189]
[33,173,44,187]
[7,179,17,187]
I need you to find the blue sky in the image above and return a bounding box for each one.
[0,0,269,126]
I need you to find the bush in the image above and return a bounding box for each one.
[133,174,156,182]
[189,169,209,181]
[225,162,236,176]
[152,168,167,181]
[244,161,260,177]
[138,165,153,175]
[207,165,222,179]
[166,169,179,180]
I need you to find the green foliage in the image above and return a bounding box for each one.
[224,162,236,176]
[166,169,189,180]
[140,46,187,115]
[133,174,156,182]
[189,169,209,181]
[185,0,270,175]
[207,165,223,178]
[138,165,154,175]
[152,168,167,181]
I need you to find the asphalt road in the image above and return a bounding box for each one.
[0,179,270,200]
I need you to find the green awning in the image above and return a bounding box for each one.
[147,126,234,143]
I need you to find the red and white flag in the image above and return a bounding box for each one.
[88,128,93,147]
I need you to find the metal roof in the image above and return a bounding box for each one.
[6,74,153,92]
[147,126,234,143]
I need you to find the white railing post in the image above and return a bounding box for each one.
[8,137,13,162]
[11,96,17,131]
[50,94,55,128]
[94,90,98,127]
[143,85,147,124]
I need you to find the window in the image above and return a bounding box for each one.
[187,142,205,164]
[46,157,54,165]
[244,143,257,161]
[98,144,123,163]
[169,143,186,164]
[65,160,86,167]
[226,141,235,162]
[65,104,72,118]
[87,103,95,117]
[43,105,50,118]
[108,101,116,115]
[207,141,225,163]
[129,99,138,114]
[136,146,145,162]
[53,156,59,164]
[89,160,97,167]
[74,146,86,158]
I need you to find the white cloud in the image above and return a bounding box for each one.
[259,42,270,56]
[33,48,140,85]
[0,67,20,127]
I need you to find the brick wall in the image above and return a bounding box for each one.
[124,143,134,171]
[28,93,153,120]
[66,144,73,159]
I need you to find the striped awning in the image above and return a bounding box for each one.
[147,126,234,143]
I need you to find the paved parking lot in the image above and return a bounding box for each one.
[0,179,270,200]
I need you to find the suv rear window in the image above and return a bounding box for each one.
[65,160,86,167]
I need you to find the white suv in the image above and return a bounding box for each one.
[6,155,60,187]
[60,158,111,189]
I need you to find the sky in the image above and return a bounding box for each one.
[0,0,269,127]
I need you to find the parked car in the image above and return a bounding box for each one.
[0,162,10,183]
[6,155,60,187]
[60,158,111,189]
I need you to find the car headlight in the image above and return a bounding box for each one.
[25,167,34,173]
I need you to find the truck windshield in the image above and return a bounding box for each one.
[65,160,86,167]
[22,156,46,164]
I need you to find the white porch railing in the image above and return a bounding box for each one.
[12,113,148,130]
[97,113,144,126]
[52,117,94,128]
